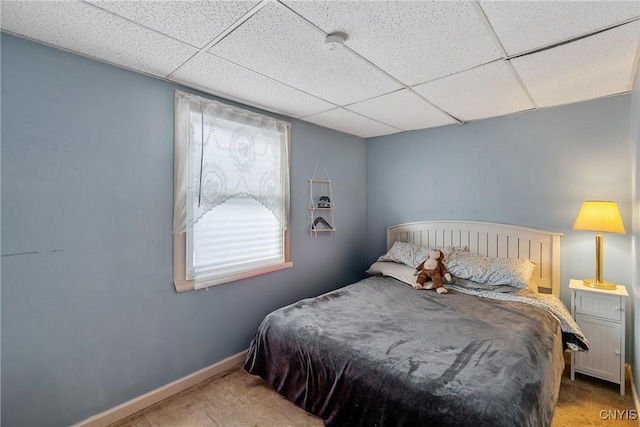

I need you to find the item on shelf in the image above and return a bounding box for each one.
[312,216,333,230]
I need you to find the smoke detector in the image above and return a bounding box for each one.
[323,32,347,51]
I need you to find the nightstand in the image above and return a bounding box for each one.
[569,279,628,395]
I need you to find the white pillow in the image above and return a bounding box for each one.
[377,241,468,268]
[454,277,536,294]
[366,261,417,286]
[445,252,535,289]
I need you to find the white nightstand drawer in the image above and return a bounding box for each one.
[574,292,621,322]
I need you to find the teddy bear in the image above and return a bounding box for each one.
[413,249,452,294]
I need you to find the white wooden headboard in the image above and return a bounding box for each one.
[387,221,563,296]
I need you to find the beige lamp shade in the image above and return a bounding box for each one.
[573,200,624,289]
[573,201,625,234]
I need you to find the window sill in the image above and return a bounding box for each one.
[174,261,293,293]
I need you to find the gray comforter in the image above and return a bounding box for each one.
[245,276,566,427]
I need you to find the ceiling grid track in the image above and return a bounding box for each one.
[507,16,640,61]
[80,0,199,49]
[165,0,270,80]
[275,0,465,127]
[472,1,539,109]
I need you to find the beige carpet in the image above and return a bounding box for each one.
[552,367,637,427]
[112,364,637,427]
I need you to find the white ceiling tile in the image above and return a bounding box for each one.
[302,109,401,139]
[207,2,402,105]
[86,0,260,49]
[413,61,535,122]
[480,0,640,55]
[0,1,198,78]
[346,90,457,131]
[510,21,640,108]
[1,1,638,138]
[171,53,335,119]
[284,0,503,85]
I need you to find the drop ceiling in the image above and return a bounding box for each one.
[2,0,639,138]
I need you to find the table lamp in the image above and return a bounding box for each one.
[572,200,625,289]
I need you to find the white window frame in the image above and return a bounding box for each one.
[172,91,291,292]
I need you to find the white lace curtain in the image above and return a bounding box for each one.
[173,91,290,235]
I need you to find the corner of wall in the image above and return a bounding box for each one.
[630,53,640,399]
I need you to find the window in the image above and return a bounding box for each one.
[173,91,291,292]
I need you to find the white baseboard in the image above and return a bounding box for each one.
[74,350,248,427]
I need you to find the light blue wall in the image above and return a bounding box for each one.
[367,94,635,362]
[2,30,637,427]
[631,61,640,393]
[0,34,367,426]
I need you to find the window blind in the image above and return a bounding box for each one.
[173,90,290,291]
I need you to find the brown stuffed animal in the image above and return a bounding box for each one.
[414,249,452,294]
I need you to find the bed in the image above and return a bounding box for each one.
[245,221,588,427]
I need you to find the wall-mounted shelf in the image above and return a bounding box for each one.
[309,161,336,237]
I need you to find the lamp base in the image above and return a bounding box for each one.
[582,279,618,290]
